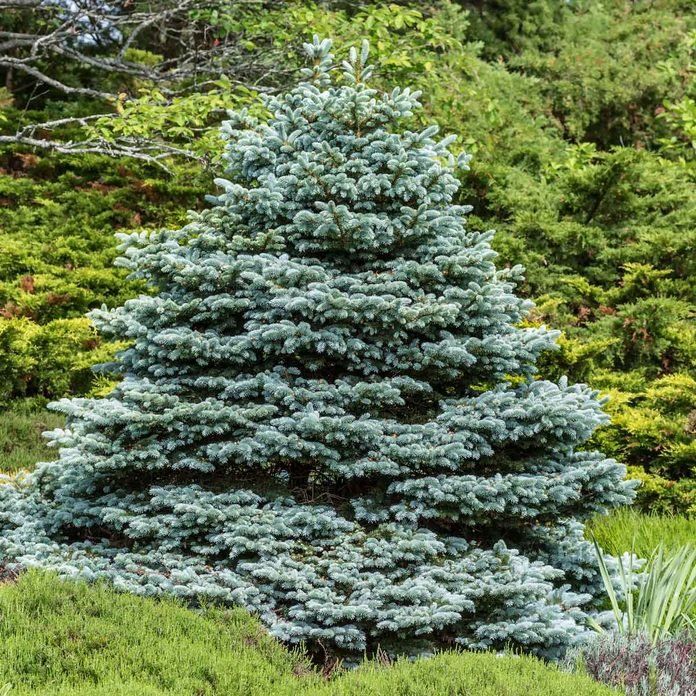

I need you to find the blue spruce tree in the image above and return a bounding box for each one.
[0,38,635,660]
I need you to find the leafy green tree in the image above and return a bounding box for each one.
[507,0,693,147]
[462,0,569,59]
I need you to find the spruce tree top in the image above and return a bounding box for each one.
[0,37,634,660]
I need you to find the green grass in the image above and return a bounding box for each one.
[0,401,62,473]
[0,572,619,696]
[588,507,696,558]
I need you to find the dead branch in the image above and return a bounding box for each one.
[0,0,295,167]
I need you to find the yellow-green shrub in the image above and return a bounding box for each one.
[0,317,120,403]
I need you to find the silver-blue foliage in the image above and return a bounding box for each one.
[0,37,636,660]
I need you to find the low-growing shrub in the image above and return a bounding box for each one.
[0,571,620,696]
[0,318,121,403]
[623,468,696,518]
[0,152,207,402]
[566,632,695,696]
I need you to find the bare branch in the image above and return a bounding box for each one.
[0,130,205,173]
[0,57,116,99]
[0,0,299,167]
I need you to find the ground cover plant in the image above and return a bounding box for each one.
[566,631,695,696]
[0,571,621,696]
